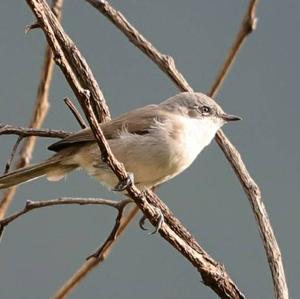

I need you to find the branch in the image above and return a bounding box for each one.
[87,199,132,259]
[0,0,65,220]
[85,0,192,93]
[33,2,111,122]
[0,124,70,139]
[64,98,87,129]
[26,1,244,298]
[51,205,139,299]
[209,0,258,97]
[85,1,288,299]
[0,197,131,237]
[3,136,23,174]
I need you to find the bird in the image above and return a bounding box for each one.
[0,92,240,191]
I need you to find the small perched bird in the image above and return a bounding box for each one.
[0,92,240,191]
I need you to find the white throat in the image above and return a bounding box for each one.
[180,116,222,160]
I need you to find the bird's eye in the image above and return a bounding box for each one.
[200,106,211,115]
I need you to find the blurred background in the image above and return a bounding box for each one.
[0,1,299,298]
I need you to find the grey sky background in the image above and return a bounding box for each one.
[0,1,299,298]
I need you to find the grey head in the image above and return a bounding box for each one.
[159,92,241,124]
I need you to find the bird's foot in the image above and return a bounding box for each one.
[112,172,134,192]
[139,207,164,235]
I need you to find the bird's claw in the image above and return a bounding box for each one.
[139,215,148,231]
[138,207,164,235]
[112,172,134,192]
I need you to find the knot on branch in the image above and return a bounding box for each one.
[247,182,261,198]
[25,200,35,208]
[80,89,91,100]
[53,54,63,66]
[162,54,175,69]
[244,15,258,34]
[25,23,40,34]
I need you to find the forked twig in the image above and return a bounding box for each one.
[86,199,132,259]
[52,205,139,299]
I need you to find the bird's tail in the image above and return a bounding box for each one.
[0,156,77,190]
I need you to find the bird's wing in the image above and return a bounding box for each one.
[48,104,169,152]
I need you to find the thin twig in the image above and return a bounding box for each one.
[64,98,87,129]
[87,199,131,259]
[52,205,139,299]
[0,124,70,138]
[85,0,192,93]
[0,0,65,220]
[4,137,23,174]
[0,197,131,238]
[27,1,244,298]
[209,0,259,97]
[86,1,288,299]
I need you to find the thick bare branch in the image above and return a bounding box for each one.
[0,0,65,220]
[26,1,244,298]
[85,1,288,299]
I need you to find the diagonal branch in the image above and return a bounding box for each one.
[85,0,193,93]
[85,1,288,299]
[64,98,87,129]
[26,1,245,298]
[209,0,259,97]
[52,205,140,299]
[0,0,65,220]
[3,137,23,174]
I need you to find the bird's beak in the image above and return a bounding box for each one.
[220,113,242,122]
